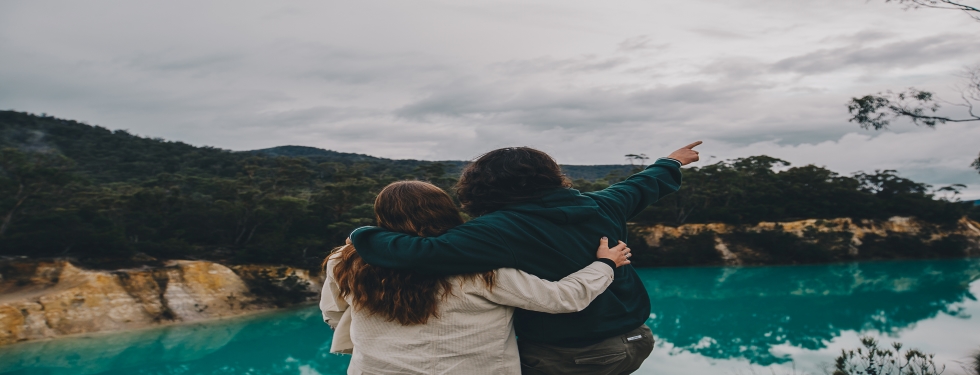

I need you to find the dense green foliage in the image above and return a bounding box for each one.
[0,111,974,268]
[833,337,943,375]
[628,223,975,267]
[578,156,973,226]
[0,111,446,268]
[628,232,722,267]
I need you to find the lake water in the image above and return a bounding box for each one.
[2,259,979,375]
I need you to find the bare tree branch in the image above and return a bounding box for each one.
[887,0,980,21]
[871,2,980,174]
[847,85,980,130]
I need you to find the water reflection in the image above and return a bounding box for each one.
[1,259,978,374]
[639,259,980,365]
[0,307,348,375]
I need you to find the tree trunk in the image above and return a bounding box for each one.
[0,210,14,237]
[0,183,28,237]
[242,224,260,247]
[234,207,253,245]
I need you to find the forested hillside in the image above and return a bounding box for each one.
[1,111,975,269]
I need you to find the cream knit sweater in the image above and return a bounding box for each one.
[320,253,614,375]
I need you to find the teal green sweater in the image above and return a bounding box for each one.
[350,159,682,345]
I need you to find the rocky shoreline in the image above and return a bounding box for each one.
[0,259,322,346]
[2,216,979,347]
[629,217,980,267]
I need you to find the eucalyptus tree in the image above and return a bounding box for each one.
[0,148,74,237]
[848,0,980,172]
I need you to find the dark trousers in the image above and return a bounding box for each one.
[518,324,655,375]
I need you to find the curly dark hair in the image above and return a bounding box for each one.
[455,147,571,216]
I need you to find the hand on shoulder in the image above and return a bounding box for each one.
[596,237,631,267]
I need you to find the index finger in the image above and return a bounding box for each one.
[684,141,703,149]
[611,241,628,252]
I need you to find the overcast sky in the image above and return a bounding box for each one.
[2,0,979,198]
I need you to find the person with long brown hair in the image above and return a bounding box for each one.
[320,180,631,375]
[349,143,701,374]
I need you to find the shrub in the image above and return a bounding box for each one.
[721,227,850,264]
[629,230,721,267]
[832,337,943,375]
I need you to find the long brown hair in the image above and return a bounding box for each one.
[327,181,494,325]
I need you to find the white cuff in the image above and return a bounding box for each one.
[349,226,375,239]
[656,157,683,167]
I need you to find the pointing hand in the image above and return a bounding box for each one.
[667,141,702,166]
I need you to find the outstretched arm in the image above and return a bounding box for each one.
[350,220,516,275]
[586,141,701,220]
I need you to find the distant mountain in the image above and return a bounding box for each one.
[0,110,634,182]
[250,145,635,181]
[250,145,399,162]
[0,111,244,182]
[248,145,470,176]
[0,110,642,268]
[2,110,975,270]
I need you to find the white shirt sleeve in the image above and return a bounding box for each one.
[478,262,614,313]
[320,250,354,354]
[320,252,349,327]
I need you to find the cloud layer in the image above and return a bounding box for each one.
[1,0,979,197]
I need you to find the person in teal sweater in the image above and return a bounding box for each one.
[350,142,702,375]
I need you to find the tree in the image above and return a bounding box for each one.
[0,148,74,237]
[412,162,457,192]
[230,156,314,248]
[847,87,979,130]
[934,183,967,201]
[624,154,650,173]
[833,336,944,375]
[849,1,980,173]
[886,0,980,21]
[854,170,930,197]
[970,348,980,375]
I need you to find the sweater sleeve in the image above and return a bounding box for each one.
[584,158,682,222]
[349,221,517,275]
[320,251,354,354]
[320,252,349,328]
[478,262,614,313]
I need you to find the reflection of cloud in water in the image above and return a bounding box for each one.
[2,260,978,375]
[638,259,980,365]
[0,307,348,375]
[0,317,243,374]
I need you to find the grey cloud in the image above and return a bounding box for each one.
[690,28,750,39]
[2,0,979,195]
[490,54,632,76]
[122,52,244,75]
[773,34,980,74]
[715,118,857,146]
[617,35,669,52]
[818,29,896,44]
[288,43,457,85]
[394,79,763,130]
[701,57,770,80]
[214,105,385,131]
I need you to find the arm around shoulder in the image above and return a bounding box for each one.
[482,262,614,314]
[349,221,517,275]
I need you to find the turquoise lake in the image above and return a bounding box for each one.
[2,259,979,375]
